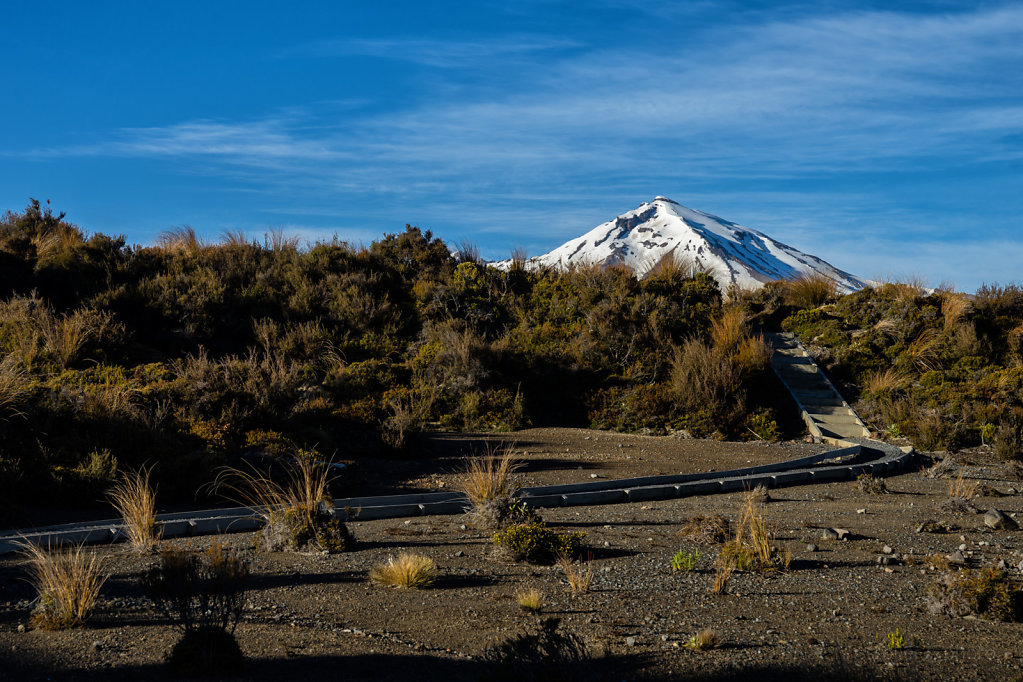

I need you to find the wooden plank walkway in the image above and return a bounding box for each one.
[766,332,871,443]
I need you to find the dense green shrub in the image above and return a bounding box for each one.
[493,521,584,564]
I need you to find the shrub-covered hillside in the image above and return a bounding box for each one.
[756,275,1023,458]
[0,201,789,512]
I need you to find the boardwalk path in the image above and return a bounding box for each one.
[1,336,910,554]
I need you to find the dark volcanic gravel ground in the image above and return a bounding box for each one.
[1,428,1022,681]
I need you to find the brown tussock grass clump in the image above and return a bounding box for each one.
[157,225,208,254]
[710,307,747,353]
[211,454,333,527]
[458,446,520,507]
[863,367,906,396]
[108,465,160,554]
[940,291,972,332]
[904,329,941,373]
[736,490,774,567]
[263,228,301,252]
[515,587,544,612]
[557,553,593,595]
[785,272,838,309]
[679,515,731,544]
[685,627,722,650]
[712,556,735,595]
[948,474,978,500]
[20,541,106,630]
[0,354,31,419]
[369,552,437,589]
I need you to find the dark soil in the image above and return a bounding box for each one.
[2,428,1022,681]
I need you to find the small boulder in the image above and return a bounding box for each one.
[984,508,1019,531]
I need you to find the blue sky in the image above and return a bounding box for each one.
[2,1,1021,291]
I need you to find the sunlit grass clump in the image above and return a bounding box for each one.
[370,552,437,589]
[108,465,160,553]
[20,541,106,630]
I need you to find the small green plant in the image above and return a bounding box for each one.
[886,627,906,650]
[493,522,584,565]
[19,541,106,630]
[685,627,721,650]
[886,423,903,439]
[369,552,437,589]
[671,548,699,572]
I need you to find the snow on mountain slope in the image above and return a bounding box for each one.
[496,197,866,294]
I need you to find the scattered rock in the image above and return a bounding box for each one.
[947,551,966,565]
[926,456,958,479]
[626,636,637,647]
[834,528,851,541]
[877,556,892,565]
[984,508,1019,531]
[91,641,102,652]
[17,624,25,633]
[821,529,839,541]
[916,520,957,533]
[806,544,818,552]
[454,550,465,557]
[856,508,866,515]
[882,545,893,554]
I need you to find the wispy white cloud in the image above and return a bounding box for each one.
[276,35,581,67]
[14,3,1023,289]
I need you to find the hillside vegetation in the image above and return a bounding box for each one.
[747,275,1023,458]
[3,201,1019,514]
[0,201,785,513]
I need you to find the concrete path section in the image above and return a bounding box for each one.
[0,440,913,555]
[767,332,871,443]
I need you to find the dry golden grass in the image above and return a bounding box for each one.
[557,554,593,595]
[644,251,698,283]
[710,307,747,352]
[0,355,31,419]
[369,552,437,589]
[108,466,160,554]
[264,228,300,252]
[712,557,735,594]
[863,367,906,395]
[940,291,972,332]
[19,541,106,630]
[458,447,519,507]
[736,490,774,567]
[685,628,722,650]
[211,455,333,527]
[515,587,544,612]
[219,229,249,247]
[948,474,978,500]
[904,329,941,372]
[157,225,208,254]
[785,272,838,308]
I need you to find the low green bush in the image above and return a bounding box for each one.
[493,521,584,564]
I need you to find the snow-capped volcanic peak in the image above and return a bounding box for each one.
[506,197,865,293]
